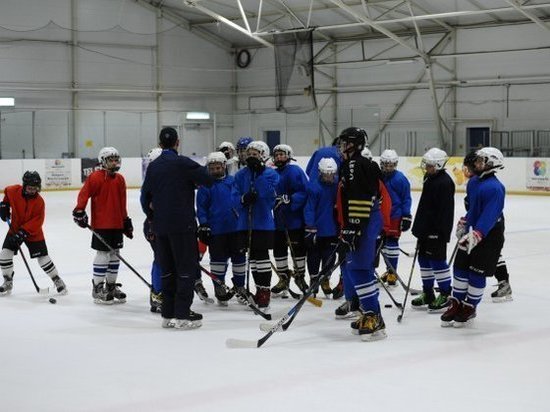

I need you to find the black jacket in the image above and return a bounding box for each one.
[141,149,213,235]
[412,169,455,242]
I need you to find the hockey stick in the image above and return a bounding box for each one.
[199,264,273,320]
[6,219,49,295]
[87,225,152,289]
[397,242,419,323]
[373,270,403,309]
[253,250,344,338]
[399,247,413,257]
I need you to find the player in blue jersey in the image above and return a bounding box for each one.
[235,137,254,170]
[270,144,309,296]
[196,152,246,305]
[305,137,342,182]
[441,147,506,327]
[378,149,412,286]
[232,141,279,308]
[304,157,340,298]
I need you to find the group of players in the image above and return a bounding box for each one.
[0,126,511,341]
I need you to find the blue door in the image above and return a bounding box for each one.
[265,131,280,154]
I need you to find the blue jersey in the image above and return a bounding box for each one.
[465,174,505,237]
[382,170,412,219]
[274,164,308,231]
[232,166,279,231]
[304,177,338,237]
[306,146,342,181]
[196,175,239,235]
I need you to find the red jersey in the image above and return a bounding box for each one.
[75,170,128,230]
[2,184,45,241]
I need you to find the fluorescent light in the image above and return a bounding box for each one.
[386,59,416,65]
[0,97,15,107]
[186,111,210,120]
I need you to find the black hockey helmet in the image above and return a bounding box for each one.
[22,171,41,196]
[338,127,368,154]
[463,150,477,170]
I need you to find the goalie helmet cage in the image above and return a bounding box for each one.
[273,30,317,114]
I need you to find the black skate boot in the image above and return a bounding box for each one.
[440,297,461,327]
[293,272,309,293]
[214,282,234,306]
[356,311,387,342]
[51,275,68,295]
[491,280,512,303]
[92,281,113,305]
[270,272,290,298]
[194,279,214,304]
[106,282,126,303]
[453,301,476,328]
[320,278,332,298]
[0,273,14,296]
[232,286,251,305]
[335,296,360,319]
[174,311,203,330]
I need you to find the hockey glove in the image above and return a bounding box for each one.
[123,217,134,239]
[0,202,10,222]
[72,209,88,228]
[338,226,361,254]
[7,229,29,249]
[304,227,317,249]
[197,224,211,245]
[274,194,290,210]
[246,157,265,174]
[144,219,155,242]
[455,217,467,239]
[400,215,412,232]
[459,229,483,254]
[241,191,257,206]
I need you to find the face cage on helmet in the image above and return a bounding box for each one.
[103,155,121,171]
[207,162,226,179]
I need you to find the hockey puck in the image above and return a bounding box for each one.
[384,304,392,308]
[49,298,57,304]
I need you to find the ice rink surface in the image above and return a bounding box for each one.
[0,189,549,412]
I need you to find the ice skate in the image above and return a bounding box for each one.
[270,272,289,298]
[214,282,234,306]
[356,311,387,342]
[411,291,435,309]
[293,273,309,293]
[332,277,344,300]
[453,302,476,328]
[0,274,13,296]
[440,297,461,327]
[52,276,68,295]
[194,279,214,304]
[427,292,450,313]
[254,286,271,309]
[174,311,203,330]
[491,280,513,303]
[320,278,332,298]
[106,282,126,303]
[335,296,360,319]
[150,290,162,313]
[92,281,113,305]
[161,318,175,328]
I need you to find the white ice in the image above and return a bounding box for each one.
[0,190,549,412]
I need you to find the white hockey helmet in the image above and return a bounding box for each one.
[318,157,338,174]
[380,149,399,165]
[206,151,227,165]
[421,148,448,171]
[273,144,294,159]
[247,141,270,161]
[98,146,121,171]
[218,141,235,152]
[146,147,162,163]
[361,147,373,160]
[476,147,504,173]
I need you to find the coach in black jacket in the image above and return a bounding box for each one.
[141,127,213,329]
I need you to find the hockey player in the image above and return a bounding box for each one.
[143,147,163,313]
[217,141,239,176]
[197,151,246,305]
[337,127,386,341]
[73,147,133,304]
[270,144,309,296]
[411,148,454,312]
[462,150,512,302]
[379,149,412,285]
[306,137,342,182]
[304,158,339,298]
[441,147,506,327]
[141,128,214,329]
[235,136,254,170]
[232,141,279,308]
[0,171,67,296]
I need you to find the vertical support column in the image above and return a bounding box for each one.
[425,60,446,150]
[331,43,338,141]
[70,0,78,157]
[155,9,163,136]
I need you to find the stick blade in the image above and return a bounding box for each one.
[225,338,260,349]
[39,287,50,295]
[259,321,285,333]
